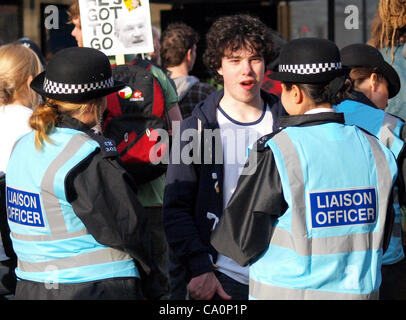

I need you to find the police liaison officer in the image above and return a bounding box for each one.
[211,38,399,299]
[335,43,406,300]
[5,47,154,299]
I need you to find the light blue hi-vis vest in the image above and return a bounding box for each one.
[249,122,398,300]
[335,99,405,265]
[6,128,139,284]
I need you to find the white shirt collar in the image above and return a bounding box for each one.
[304,107,335,115]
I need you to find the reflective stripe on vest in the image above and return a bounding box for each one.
[17,247,129,273]
[249,279,379,300]
[40,133,87,236]
[379,113,404,264]
[381,113,399,149]
[336,100,405,264]
[249,129,395,300]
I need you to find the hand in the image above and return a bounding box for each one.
[187,272,232,300]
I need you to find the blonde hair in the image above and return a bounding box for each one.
[30,97,104,149]
[0,43,43,107]
[68,0,80,27]
[368,0,406,62]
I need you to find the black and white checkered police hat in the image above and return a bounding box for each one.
[270,38,349,84]
[31,47,126,103]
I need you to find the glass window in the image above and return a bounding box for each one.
[335,0,379,49]
[289,0,328,39]
[0,2,22,45]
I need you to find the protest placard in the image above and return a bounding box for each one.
[79,0,154,56]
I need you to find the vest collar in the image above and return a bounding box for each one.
[279,112,345,128]
[57,115,94,134]
[347,90,377,108]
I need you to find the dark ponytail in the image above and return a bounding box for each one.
[284,75,353,106]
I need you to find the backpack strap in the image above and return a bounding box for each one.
[133,58,172,133]
[193,118,203,177]
[197,118,202,162]
[130,58,152,71]
[130,58,170,128]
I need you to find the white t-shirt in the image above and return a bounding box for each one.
[215,104,275,285]
[0,104,33,261]
[0,104,33,173]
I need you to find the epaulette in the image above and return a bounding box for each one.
[254,129,283,152]
[86,130,119,158]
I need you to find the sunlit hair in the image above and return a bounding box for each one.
[67,0,81,28]
[29,97,104,149]
[161,22,199,69]
[0,43,43,107]
[368,0,406,62]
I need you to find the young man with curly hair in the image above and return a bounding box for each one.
[163,14,285,300]
[161,22,217,119]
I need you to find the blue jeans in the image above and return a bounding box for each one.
[168,249,187,300]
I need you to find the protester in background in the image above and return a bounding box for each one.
[68,0,182,299]
[0,43,43,296]
[335,43,406,300]
[368,0,406,121]
[161,22,217,120]
[69,0,83,48]
[6,46,154,300]
[163,14,285,300]
[211,38,399,300]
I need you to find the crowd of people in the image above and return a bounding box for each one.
[0,0,406,300]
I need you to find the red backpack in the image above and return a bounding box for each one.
[102,59,170,185]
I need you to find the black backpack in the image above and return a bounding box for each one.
[102,59,170,185]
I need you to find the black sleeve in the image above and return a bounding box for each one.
[397,135,406,209]
[383,188,395,254]
[163,117,215,279]
[65,150,153,275]
[210,145,287,267]
[0,173,15,259]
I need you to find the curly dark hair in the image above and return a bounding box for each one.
[203,14,274,84]
[160,22,199,69]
